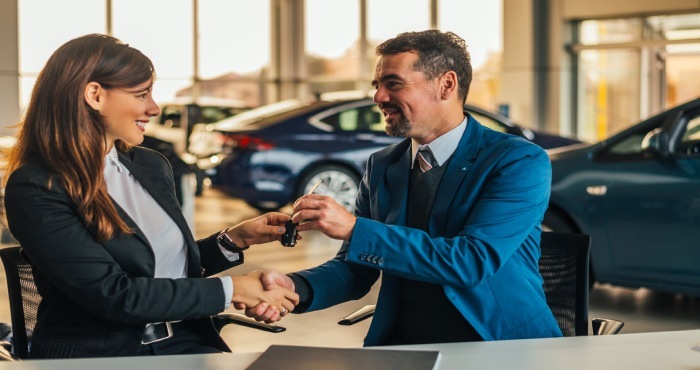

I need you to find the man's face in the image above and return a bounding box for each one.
[371,51,442,142]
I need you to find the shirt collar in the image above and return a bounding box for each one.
[411,116,468,167]
[105,146,124,173]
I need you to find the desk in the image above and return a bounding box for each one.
[1,330,698,369]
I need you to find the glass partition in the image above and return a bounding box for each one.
[578,49,640,142]
[576,14,700,142]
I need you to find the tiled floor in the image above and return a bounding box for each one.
[1,188,699,354]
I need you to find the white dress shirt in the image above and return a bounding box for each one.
[103,147,233,310]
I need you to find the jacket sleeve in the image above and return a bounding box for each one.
[196,233,243,277]
[294,162,381,312]
[4,165,227,325]
[344,140,551,288]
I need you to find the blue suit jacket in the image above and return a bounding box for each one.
[296,115,562,345]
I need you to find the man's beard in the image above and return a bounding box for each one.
[385,115,411,137]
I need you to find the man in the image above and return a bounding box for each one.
[245,30,561,345]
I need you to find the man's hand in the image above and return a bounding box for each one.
[291,194,356,241]
[234,270,296,323]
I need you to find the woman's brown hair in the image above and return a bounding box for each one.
[3,34,155,241]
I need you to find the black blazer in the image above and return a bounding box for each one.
[4,147,239,358]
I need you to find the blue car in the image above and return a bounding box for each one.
[189,93,579,212]
[545,97,700,295]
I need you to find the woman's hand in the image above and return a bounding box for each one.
[234,270,296,323]
[225,212,294,247]
[231,270,299,318]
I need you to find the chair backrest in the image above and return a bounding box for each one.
[538,232,590,337]
[0,246,41,359]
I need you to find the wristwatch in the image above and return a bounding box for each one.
[217,229,249,253]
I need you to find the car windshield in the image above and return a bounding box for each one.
[210,100,306,131]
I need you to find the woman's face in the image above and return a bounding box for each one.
[100,80,160,148]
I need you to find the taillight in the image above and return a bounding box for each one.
[222,135,275,150]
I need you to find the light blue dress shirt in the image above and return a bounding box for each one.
[411,116,467,167]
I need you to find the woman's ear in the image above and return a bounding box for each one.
[84,82,102,111]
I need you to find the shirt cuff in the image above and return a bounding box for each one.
[288,273,313,312]
[219,276,233,310]
[217,241,241,262]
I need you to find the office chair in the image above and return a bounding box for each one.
[339,232,624,336]
[0,246,283,360]
[537,232,622,336]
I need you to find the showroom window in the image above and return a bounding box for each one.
[18,0,106,109]
[574,14,700,143]
[304,0,503,111]
[439,0,503,110]
[321,104,386,133]
[306,0,361,95]
[367,0,430,43]
[112,0,193,103]
[197,0,269,107]
[18,0,503,114]
[18,0,269,111]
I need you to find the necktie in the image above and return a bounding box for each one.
[416,146,438,173]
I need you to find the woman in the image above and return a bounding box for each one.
[2,34,298,359]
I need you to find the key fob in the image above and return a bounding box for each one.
[281,218,297,247]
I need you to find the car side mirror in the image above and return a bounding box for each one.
[640,128,667,156]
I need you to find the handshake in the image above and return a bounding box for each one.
[231,270,296,323]
[227,189,358,322]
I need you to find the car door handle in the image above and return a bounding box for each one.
[586,185,607,196]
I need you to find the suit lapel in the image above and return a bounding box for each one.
[384,142,411,226]
[429,116,482,234]
[111,198,151,247]
[117,150,200,276]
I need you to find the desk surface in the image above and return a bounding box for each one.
[2,329,699,369]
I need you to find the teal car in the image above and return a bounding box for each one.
[544,97,700,295]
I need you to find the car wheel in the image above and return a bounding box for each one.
[297,165,360,212]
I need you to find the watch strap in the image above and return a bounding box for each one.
[217,230,249,253]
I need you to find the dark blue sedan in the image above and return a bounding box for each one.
[545,97,700,296]
[189,93,579,212]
